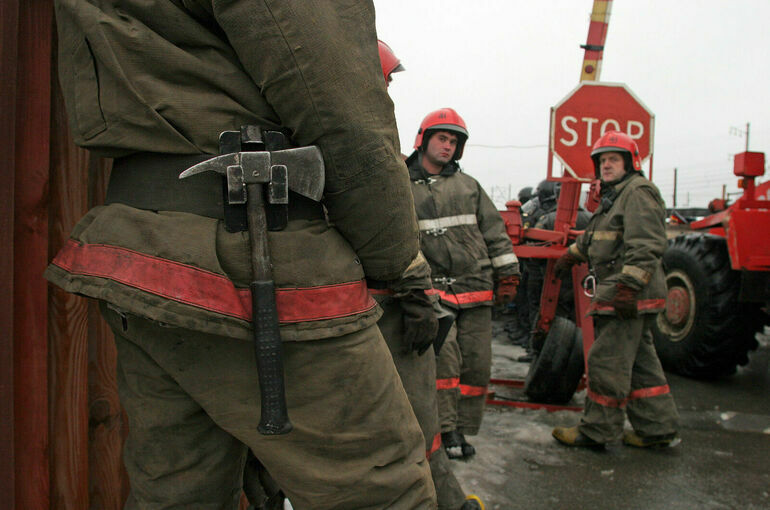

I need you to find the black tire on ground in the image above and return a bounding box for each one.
[524,316,585,404]
[651,233,764,379]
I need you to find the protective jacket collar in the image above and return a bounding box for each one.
[405,150,460,181]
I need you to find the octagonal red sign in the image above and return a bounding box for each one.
[550,82,654,180]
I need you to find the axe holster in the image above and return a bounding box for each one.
[220,126,294,232]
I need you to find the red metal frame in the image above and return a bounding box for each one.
[490,0,622,411]
[690,156,770,272]
[486,379,583,413]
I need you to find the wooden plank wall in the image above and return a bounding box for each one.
[0,1,20,507]
[2,1,130,508]
[14,1,53,508]
[47,20,130,510]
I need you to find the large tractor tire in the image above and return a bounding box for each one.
[652,233,764,379]
[524,316,584,404]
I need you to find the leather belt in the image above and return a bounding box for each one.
[106,152,325,227]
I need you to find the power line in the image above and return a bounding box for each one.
[466,143,547,149]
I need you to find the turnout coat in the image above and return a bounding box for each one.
[568,172,668,315]
[406,154,519,309]
[46,0,421,341]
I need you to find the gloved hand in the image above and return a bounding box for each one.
[495,275,520,305]
[612,283,639,319]
[399,289,439,355]
[554,251,580,280]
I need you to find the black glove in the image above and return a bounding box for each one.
[554,251,580,280]
[612,283,639,319]
[399,289,439,355]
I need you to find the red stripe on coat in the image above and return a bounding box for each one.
[436,377,460,390]
[437,289,494,305]
[52,240,376,323]
[589,298,666,313]
[426,433,442,460]
[459,384,488,397]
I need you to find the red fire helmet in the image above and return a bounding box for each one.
[378,40,404,84]
[590,130,642,176]
[413,108,469,160]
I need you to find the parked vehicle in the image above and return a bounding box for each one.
[652,152,770,378]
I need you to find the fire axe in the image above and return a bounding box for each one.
[180,131,325,435]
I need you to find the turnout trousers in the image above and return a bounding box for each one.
[580,315,679,442]
[101,303,436,510]
[376,296,466,510]
[436,306,492,436]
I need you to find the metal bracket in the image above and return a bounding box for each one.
[425,227,447,236]
[268,164,289,205]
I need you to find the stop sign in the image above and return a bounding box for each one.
[550,82,654,180]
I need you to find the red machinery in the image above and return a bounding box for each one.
[650,152,769,379]
[489,0,614,408]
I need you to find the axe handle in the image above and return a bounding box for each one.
[246,185,293,435]
[251,279,292,435]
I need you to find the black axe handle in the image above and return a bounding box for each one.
[245,183,292,436]
[251,279,293,435]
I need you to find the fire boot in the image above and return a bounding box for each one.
[516,349,535,363]
[461,495,485,510]
[623,431,680,448]
[552,426,605,449]
[458,432,476,459]
[504,317,530,346]
[441,430,465,460]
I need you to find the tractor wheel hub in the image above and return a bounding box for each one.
[665,287,690,326]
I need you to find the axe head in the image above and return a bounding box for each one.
[179,146,325,202]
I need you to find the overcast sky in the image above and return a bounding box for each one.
[373,0,770,209]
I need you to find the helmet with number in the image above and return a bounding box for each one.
[590,131,642,177]
[413,108,469,160]
[378,40,405,85]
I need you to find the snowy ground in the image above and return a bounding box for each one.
[447,321,770,510]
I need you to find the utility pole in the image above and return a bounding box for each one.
[672,167,677,207]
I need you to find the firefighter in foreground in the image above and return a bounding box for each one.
[406,109,520,459]
[377,43,484,510]
[46,2,436,508]
[551,131,680,448]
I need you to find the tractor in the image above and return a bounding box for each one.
[652,151,770,378]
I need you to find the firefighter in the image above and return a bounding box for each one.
[377,42,484,510]
[504,186,536,347]
[512,179,562,357]
[406,108,520,460]
[378,39,406,85]
[551,131,680,448]
[45,3,436,509]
